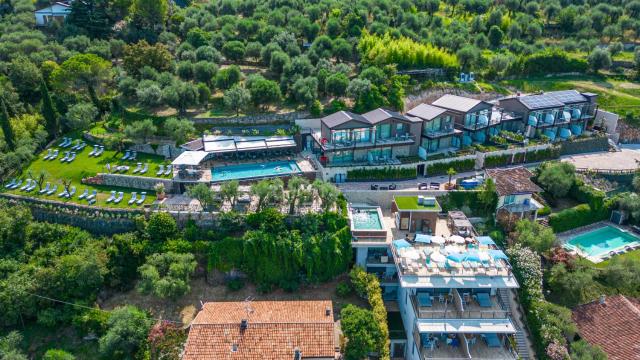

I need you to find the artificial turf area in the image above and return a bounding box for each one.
[1,136,172,208]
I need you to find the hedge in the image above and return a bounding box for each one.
[484,154,512,168]
[350,267,390,360]
[570,179,606,210]
[347,167,417,182]
[485,148,561,169]
[437,190,497,216]
[426,158,475,176]
[548,202,612,233]
[511,49,589,76]
[559,136,609,156]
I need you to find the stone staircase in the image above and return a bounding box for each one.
[498,289,531,360]
[497,289,511,313]
[514,325,530,360]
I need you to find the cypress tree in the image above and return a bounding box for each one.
[40,80,58,139]
[0,97,16,151]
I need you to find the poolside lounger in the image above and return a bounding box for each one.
[60,151,69,162]
[163,165,172,176]
[58,138,68,147]
[58,188,68,197]
[132,163,142,173]
[49,149,59,160]
[78,189,89,199]
[106,191,116,203]
[86,190,97,201]
[46,184,57,196]
[38,182,50,194]
[88,198,96,205]
[139,163,148,174]
[121,151,131,160]
[20,179,32,191]
[9,179,22,190]
[66,152,76,163]
[128,192,137,205]
[156,165,165,176]
[113,191,124,204]
[44,149,53,159]
[24,180,36,192]
[129,151,137,161]
[68,186,76,198]
[95,146,104,157]
[77,142,86,151]
[4,179,16,189]
[89,145,98,156]
[136,192,146,205]
[70,141,79,150]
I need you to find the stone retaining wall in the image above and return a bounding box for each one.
[95,173,177,192]
[192,111,308,125]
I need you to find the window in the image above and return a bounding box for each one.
[377,123,391,139]
[504,195,516,205]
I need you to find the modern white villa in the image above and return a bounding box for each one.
[34,1,72,26]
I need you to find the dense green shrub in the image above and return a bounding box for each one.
[511,49,588,75]
[426,158,475,176]
[570,179,606,210]
[437,191,496,217]
[548,202,613,233]
[347,167,416,181]
[484,154,511,168]
[336,281,352,297]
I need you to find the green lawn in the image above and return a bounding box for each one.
[1,136,172,209]
[394,196,442,211]
[595,248,640,268]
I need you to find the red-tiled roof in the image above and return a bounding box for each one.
[572,295,640,360]
[486,167,542,197]
[183,300,336,360]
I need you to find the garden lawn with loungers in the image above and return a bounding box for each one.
[1,136,171,208]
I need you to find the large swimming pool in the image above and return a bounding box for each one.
[564,225,640,258]
[211,161,302,182]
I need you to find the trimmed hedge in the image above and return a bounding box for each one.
[350,266,390,360]
[485,148,561,169]
[426,158,475,176]
[559,136,609,156]
[511,49,589,76]
[484,154,512,168]
[548,201,613,233]
[346,167,416,182]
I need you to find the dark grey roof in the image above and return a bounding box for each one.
[321,111,369,128]
[406,104,448,120]
[182,138,204,151]
[362,108,419,124]
[432,94,488,113]
[518,90,588,110]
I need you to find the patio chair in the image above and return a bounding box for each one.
[44,149,53,160]
[4,179,16,189]
[68,186,76,198]
[136,192,146,205]
[50,149,59,160]
[129,151,137,161]
[156,164,165,176]
[164,165,172,176]
[132,163,142,173]
[20,179,32,191]
[78,189,89,199]
[86,190,97,201]
[121,150,131,160]
[106,191,116,203]
[128,192,137,205]
[46,184,58,196]
[39,182,51,194]
[26,181,37,192]
[113,192,124,204]
[139,163,148,174]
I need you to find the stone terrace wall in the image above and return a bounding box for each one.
[191,111,308,125]
[92,173,177,193]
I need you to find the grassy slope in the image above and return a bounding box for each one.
[595,248,640,268]
[1,136,172,208]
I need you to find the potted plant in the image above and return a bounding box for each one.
[154,183,166,200]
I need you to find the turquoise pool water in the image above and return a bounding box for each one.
[352,209,383,230]
[211,161,301,181]
[565,225,640,257]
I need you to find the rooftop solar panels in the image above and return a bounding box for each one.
[519,90,588,109]
[549,90,587,104]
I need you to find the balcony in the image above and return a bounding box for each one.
[411,290,509,320]
[419,335,517,360]
[314,133,416,151]
[423,127,460,139]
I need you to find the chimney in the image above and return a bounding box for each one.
[294,348,302,360]
[240,319,248,331]
[325,307,331,317]
[599,295,606,304]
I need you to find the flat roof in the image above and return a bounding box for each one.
[172,151,209,166]
[394,196,441,212]
[417,319,516,334]
[204,139,236,153]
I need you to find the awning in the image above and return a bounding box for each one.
[266,139,296,149]
[172,151,209,166]
[417,319,516,334]
[415,234,432,244]
[235,140,267,151]
[477,236,496,246]
[400,275,519,289]
[204,139,236,153]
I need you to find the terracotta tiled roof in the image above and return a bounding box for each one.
[485,167,542,197]
[572,295,640,360]
[183,300,336,360]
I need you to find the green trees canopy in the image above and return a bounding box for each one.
[138,251,197,300]
[512,219,557,253]
[340,305,383,360]
[123,40,173,75]
[537,162,576,198]
[98,306,152,359]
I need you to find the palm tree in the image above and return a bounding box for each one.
[312,180,340,212]
[220,180,239,208]
[447,167,457,187]
[251,179,284,211]
[286,176,310,214]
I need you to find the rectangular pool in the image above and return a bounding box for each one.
[352,209,383,230]
[211,161,302,182]
[564,225,640,258]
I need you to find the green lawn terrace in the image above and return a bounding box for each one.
[1,136,171,209]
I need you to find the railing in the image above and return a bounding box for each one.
[412,295,509,319]
[423,128,457,138]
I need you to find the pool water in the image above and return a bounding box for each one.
[565,225,640,257]
[211,161,302,181]
[352,210,383,230]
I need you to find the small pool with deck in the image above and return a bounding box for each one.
[349,204,388,242]
[563,224,640,262]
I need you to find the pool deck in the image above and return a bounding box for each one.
[558,221,640,263]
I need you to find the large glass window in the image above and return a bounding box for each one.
[368,147,392,161]
[504,195,516,205]
[331,150,353,164]
[352,128,371,143]
[332,130,348,143]
[396,123,408,135]
[377,123,391,139]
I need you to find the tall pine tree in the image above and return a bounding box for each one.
[40,80,58,139]
[0,97,16,151]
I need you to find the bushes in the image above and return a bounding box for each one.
[437,191,496,217]
[511,49,588,75]
[485,148,561,169]
[426,158,475,176]
[548,202,612,233]
[347,167,416,181]
[484,154,511,168]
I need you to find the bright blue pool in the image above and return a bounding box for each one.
[564,225,640,258]
[211,161,302,181]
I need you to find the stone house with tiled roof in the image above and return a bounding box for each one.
[486,166,544,223]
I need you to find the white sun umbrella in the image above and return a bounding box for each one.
[444,245,459,254]
[450,235,465,244]
[431,252,446,263]
[430,235,445,244]
[447,259,463,267]
[403,248,421,260]
[478,251,491,261]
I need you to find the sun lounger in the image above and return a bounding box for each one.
[78,189,89,199]
[121,150,131,160]
[77,142,86,151]
[106,191,116,203]
[68,186,76,198]
[136,192,146,205]
[44,149,52,159]
[58,188,68,197]
[89,145,98,156]
[49,149,59,160]
[66,152,76,163]
[60,151,70,162]
[95,146,104,157]
[129,151,137,161]
[58,138,68,147]
[156,165,165,176]
[5,179,16,189]
[8,179,22,190]
[132,163,142,173]
[26,181,36,191]
[139,163,148,174]
[113,191,124,204]
[20,179,32,191]
[86,190,97,201]
[88,198,96,205]
[46,184,57,196]
[163,165,172,176]
[39,182,51,194]
[128,192,137,205]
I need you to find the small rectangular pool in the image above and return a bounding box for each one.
[564,225,640,258]
[211,161,302,182]
[352,209,383,230]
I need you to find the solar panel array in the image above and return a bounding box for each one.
[550,90,587,104]
[520,90,587,109]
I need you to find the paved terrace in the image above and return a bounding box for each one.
[561,147,640,172]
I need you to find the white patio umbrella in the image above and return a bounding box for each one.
[430,236,445,244]
[444,245,459,254]
[478,252,491,261]
[447,260,463,267]
[403,248,421,260]
[430,252,446,263]
[450,235,465,244]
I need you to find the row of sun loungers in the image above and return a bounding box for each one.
[58,137,73,148]
[121,150,138,161]
[88,145,105,157]
[60,151,77,163]
[43,149,59,160]
[133,163,149,174]
[156,164,173,176]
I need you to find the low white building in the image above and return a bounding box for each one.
[486,166,544,223]
[34,2,72,26]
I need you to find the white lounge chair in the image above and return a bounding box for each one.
[136,192,146,205]
[132,163,142,174]
[9,179,22,190]
[89,145,98,156]
[26,181,37,192]
[4,179,17,189]
[49,149,59,160]
[46,184,57,196]
[60,152,70,162]
[129,151,137,161]
[77,142,86,151]
[78,189,89,199]
[20,179,32,191]
[88,198,96,205]
[39,182,51,194]
[106,191,116,203]
[113,191,124,204]
[121,150,131,160]
[58,188,68,197]
[66,152,76,163]
[139,163,148,174]
[68,186,76,198]
[128,192,137,205]
[44,149,53,160]
[86,190,97,201]
[156,165,165,176]
[164,165,172,176]
[95,146,104,157]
